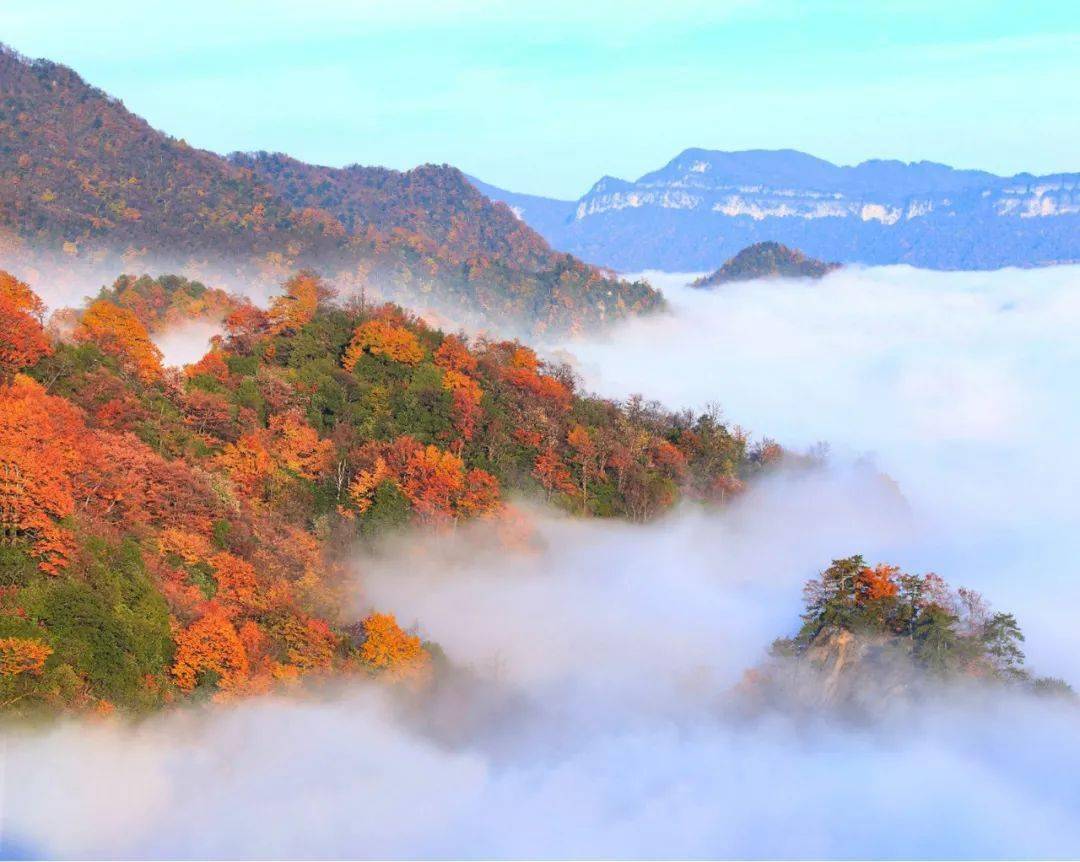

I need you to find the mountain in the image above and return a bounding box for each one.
[0,44,661,333]
[0,269,756,716]
[466,175,576,241]
[4,261,1067,717]
[472,148,1080,272]
[692,242,840,287]
[231,154,555,271]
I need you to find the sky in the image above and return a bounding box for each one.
[4,1,1079,196]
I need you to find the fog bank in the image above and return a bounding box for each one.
[550,264,1080,680]
[5,470,1080,859]
[3,264,1080,859]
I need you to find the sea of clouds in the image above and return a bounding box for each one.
[550,266,1080,679]
[4,264,1080,859]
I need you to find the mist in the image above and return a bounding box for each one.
[151,320,223,367]
[4,265,1080,858]
[1,255,282,316]
[0,252,543,351]
[549,265,1080,680]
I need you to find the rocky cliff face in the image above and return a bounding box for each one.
[734,629,923,720]
[575,149,1079,226]
[473,149,1080,272]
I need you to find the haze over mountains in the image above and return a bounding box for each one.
[7,35,1074,331]
[0,44,659,334]
[472,148,1080,272]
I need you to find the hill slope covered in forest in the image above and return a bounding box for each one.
[0,44,660,334]
[0,268,756,715]
[1,268,1068,717]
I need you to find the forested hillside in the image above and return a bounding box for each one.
[0,45,660,334]
[231,153,556,271]
[1,42,1069,737]
[0,268,759,716]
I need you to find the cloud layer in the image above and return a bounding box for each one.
[550,264,1080,678]
[4,264,1080,858]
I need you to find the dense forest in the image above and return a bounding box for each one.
[0,44,661,334]
[230,152,557,271]
[0,268,770,717]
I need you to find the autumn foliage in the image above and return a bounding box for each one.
[0,266,756,717]
[343,318,425,368]
[216,432,275,498]
[856,563,901,604]
[172,606,250,693]
[0,271,46,320]
[269,410,334,479]
[0,637,53,677]
[771,555,1064,690]
[347,438,500,523]
[0,297,51,379]
[358,612,430,681]
[96,274,238,332]
[210,552,260,615]
[268,272,331,335]
[501,346,571,409]
[76,299,163,382]
[0,275,51,379]
[0,45,664,345]
[0,376,82,573]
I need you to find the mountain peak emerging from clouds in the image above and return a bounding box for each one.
[692,242,840,287]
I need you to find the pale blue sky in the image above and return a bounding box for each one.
[5,0,1078,197]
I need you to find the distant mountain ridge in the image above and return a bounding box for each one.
[0,44,660,333]
[472,148,1080,272]
[692,242,840,287]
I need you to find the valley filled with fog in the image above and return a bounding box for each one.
[552,265,1080,680]
[6,265,1080,859]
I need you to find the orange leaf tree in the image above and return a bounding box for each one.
[216,431,275,498]
[0,376,84,573]
[343,319,424,369]
[210,551,260,615]
[269,410,333,479]
[77,299,163,383]
[856,563,901,604]
[0,637,53,677]
[434,335,478,374]
[400,443,500,521]
[533,447,575,497]
[0,271,46,320]
[171,606,250,692]
[0,292,51,379]
[357,612,430,680]
[267,272,331,335]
